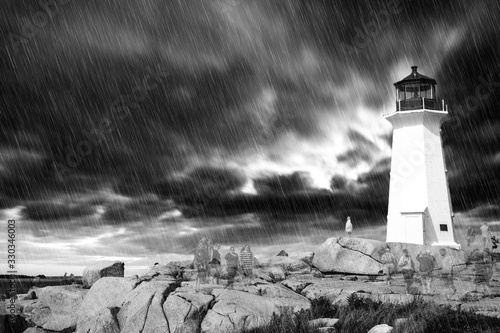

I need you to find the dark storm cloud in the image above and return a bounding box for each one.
[23,202,96,221]
[329,174,349,191]
[253,171,315,195]
[337,149,374,167]
[21,192,175,223]
[337,129,382,170]
[155,166,247,206]
[355,158,390,209]
[0,0,499,221]
[194,160,391,223]
[102,196,175,223]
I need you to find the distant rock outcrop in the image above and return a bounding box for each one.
[82,261,125,287]
[22,285,88,332]
[277,250,288,256]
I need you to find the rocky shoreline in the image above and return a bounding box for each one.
[2,237,500,333]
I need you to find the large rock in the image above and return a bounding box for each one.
[312,238,386,275]
[117,279,179,333]
[22,285,88,332]
[313,237,472,277]
[299,277,438,305]
[82,261,125,287]
[200,288,310,332]
[164,292,214,333]
[255,283,311,312]
[76,277,138,333]
[368,324,393,333]
[254,266,287,282]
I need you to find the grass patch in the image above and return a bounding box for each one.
[244,293,500,333]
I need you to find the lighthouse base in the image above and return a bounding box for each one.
[430,241,461,250]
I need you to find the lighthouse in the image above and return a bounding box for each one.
[385,66,459,248]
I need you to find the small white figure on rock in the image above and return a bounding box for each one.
[345,216,353,238]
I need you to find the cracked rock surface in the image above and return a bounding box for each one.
[312,237,386,275]
[164,292,213,333]
[23,285,88,332]
[118,279,178,333]
[76,277,138,333]
[200,287,310,333]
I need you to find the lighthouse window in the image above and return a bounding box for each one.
[440,224,448,232]
[398,88,405,101]
[405,84,420,99]
[421,85,432,99]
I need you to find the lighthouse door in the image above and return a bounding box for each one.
[401,213,424,244]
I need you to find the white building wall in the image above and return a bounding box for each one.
[423,112,455,244]
[385,110,458,247]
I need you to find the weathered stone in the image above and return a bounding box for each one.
[340,276,358,281]
[288,252,315,265]
[82,261,125,287]
[23,285,87,332]
[368,324,393,333]
[281,279,313,294]
[201,288,310,332]
[182,269,198,281]
[254,266,287,282]
[164,292,213,333]
[25,291,37,300]
[299,277,431,305]
[76,277,138,333]
[167,260,193,269]
[80,307,120,333]
[142,286,171,333]
[301,280,347,303]
[117,279,178,333]
[255,284,311,312]
[141,263,185,280]
[312,238,386,275]
[261,256,310,272]
[277,250,288,256]
[260,264,286,282]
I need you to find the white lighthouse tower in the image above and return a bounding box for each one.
[385,66,459,248]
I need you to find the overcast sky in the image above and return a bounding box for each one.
[1,0,500,276]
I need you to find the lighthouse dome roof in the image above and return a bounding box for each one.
[394,66,437,87]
